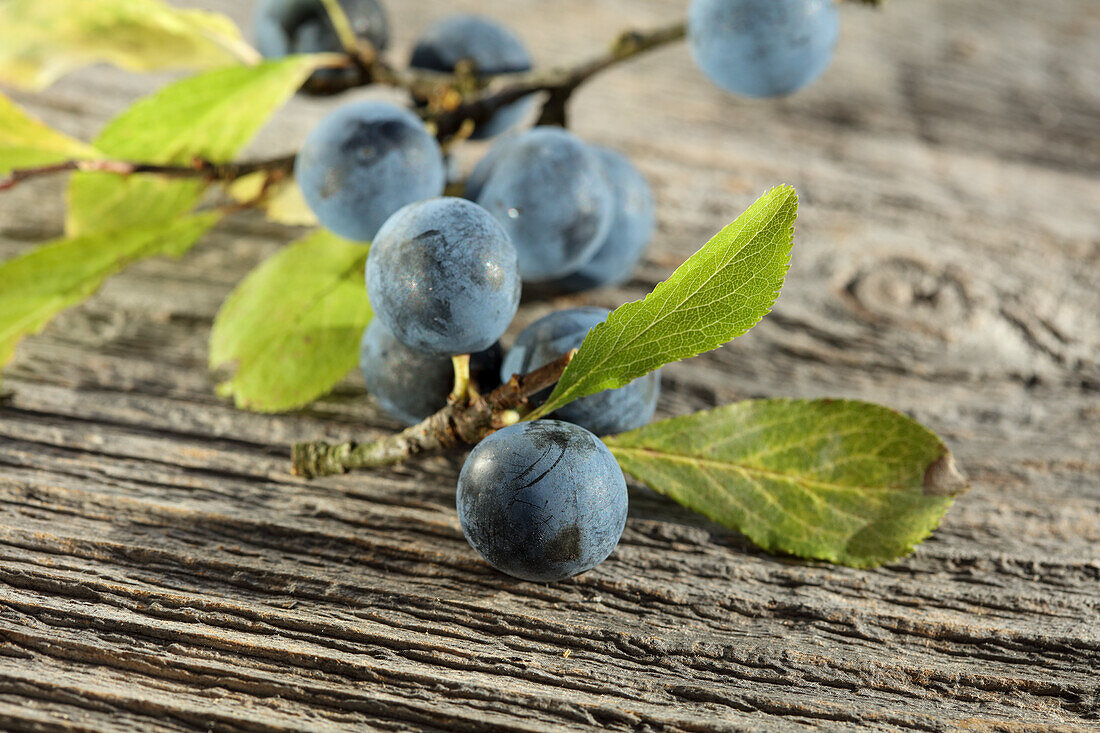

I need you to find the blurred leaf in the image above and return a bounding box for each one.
[228,172,319,226]
[532,185,796,418]
[0,0,259,90]
[0,91,101,173]
[605,399,969,567]
[66,56,322,235]
[210,230,372,412]
[0,212,221,380]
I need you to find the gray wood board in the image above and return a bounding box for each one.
[0,0,1097,730]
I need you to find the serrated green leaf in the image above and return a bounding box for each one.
[0,0,258,91]
[0,212,221,378]
[209,231,372,412]
[604,399,969,567]
[66,56,324,236]
[0,91,101,173]
[532,185,797,419]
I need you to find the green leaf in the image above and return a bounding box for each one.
[532,185,797,419]
[604,399,969,567]
[0,212,221,378]
[66,56,323,236]
[0,91,101,173]
[0,0,259,90]
[209,231,372,412]
[227,172,318,226]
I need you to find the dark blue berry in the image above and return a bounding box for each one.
[365,197,520,356]
[410,14,534,139]
[359,320,502,426]
[688,0,839,98]
[295,100,445,242]
[501,307,660,435]
[457,420,628,582]
[475,128,614,282]
[253,0,389,90]
[551,146,656,292]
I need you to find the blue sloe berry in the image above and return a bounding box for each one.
[359,319,502,426]
[365,197,520,356]
[475,128,614,282]
[253,0,389,89]
[501,307,660,435]
[688,0,839,98]
[295,100,445,242]
[457,420,628,582]
[551,145,656,292]
[410,14,535,139]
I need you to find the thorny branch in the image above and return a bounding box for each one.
[292,350,576,478]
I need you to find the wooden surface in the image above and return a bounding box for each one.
[1,0,1099,730]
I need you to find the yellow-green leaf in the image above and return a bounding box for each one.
[604,399,969,567]
[0,212,221,378]
[532,185,797,419]
[0,0,259,90]
[0,91,101,173]
[210,231,372,412]
[66,56,322,236]
[227,172,319,226]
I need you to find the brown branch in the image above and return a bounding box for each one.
[295,20,687,140]
[292,350,576,478]
[0,154,296,193]
[423,21,687,139]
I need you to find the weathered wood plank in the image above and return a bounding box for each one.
[1,0,1098,730]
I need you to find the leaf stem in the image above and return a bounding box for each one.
[450,354,471,402]
[317,0,360,55]
[292,350,575,478]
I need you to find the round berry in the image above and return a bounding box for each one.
[475,127,615,282]
[365,197,520,356]
[295,100,445,242]
[409,14,534,139]
[359,320,502,426]
[463,134,519,202]
[551,146,656,292]
[253,0,389,90]
[501,307,660,435]
[457,420,628,582]
[688,0,839,98]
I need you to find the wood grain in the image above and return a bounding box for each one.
[1,0,1098,730]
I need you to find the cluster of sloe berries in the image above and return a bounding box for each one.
[356,190,635,581]
[254,0,841,101]
[253,0,841,581]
